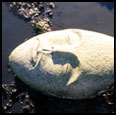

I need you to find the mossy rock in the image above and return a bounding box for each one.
[35,21,48,33]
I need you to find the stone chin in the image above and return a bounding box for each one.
[9,29,114,99]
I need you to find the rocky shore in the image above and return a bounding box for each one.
[7,2,55,34]
[2,2,114,113]
[2,75,114,113]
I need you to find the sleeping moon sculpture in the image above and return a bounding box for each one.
[9,29,114,99]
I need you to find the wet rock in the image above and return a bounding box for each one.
[47,28,51,32]
[39,4,44,10]
[8,29,114,99]
[25,94,29,99]
[9,99,12,103]
[3,106,7,110]
[6,102,12,108]
[45,8,52,15]
[2,84,9,94]
[49,2,55,8]
[20,101,23,105]
[49,12,53,16]
[9,4,13,8]
[7,2,55,34]
[34,20,50,33]
[26,4,31,8]
[33,7,38,11]
[11,89,17,93]
[45,8,53,17]
[12,2,16,5]
[28,9,35,16]
[23,105,30,111]
[9,81,15,87]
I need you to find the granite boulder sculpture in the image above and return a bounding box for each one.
[9,29,114,99]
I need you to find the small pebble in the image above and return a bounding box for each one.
[3,106,7,110]
[49,2,55,8]
[9,81,15,87]
[13,2,16,5]
[6,103,12,107]
[8,68,11,72]
[29,9,34,15]
[24,38,28,41]
[12,89,17,92]
[6,112,11,113]
[108,101,113,105]
[2,84,9,93]
[25,94,29,99]
[44,18,50,22]
[45,9,51,14]
[39,4,44,8]
[2,84,7,88]
[20,101,23,105]
[27,4,31,8]
[103,94,107,97]
[30,103,35,108]
[34,13,39,17]
[9,99,12,103]
[6,103,9,107]
[49,12,53,16]
[106,92,111,96]
[47,28,51,32]
[9,4,13,8]
[33,7,38,11]
[23,105,30,110]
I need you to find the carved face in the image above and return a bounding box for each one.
[9,29,114,99]
[9,29,82,76]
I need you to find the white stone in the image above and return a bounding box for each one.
[9,29,114,99]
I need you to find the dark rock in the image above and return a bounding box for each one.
[39,4,44,10]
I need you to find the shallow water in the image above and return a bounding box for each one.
[2,3,34,83]
[51,2,114,36]
[2,2,114,113]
